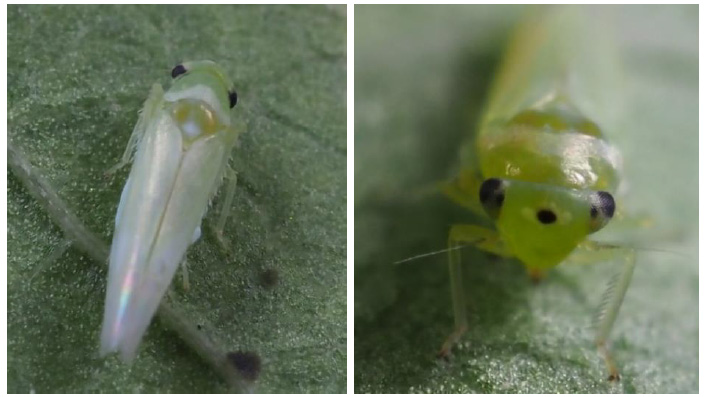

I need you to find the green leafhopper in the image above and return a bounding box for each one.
[101,60,242,361]
[438,7,635,381]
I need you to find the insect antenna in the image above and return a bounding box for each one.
[393,243,475,265]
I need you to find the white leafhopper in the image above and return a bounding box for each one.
[100,60,242,361]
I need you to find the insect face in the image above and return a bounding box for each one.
[480,178,615,268]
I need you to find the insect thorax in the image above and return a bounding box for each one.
[171,99,227,145]
[478,105,622,193]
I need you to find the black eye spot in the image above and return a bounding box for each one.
[590,205,599,219]
[171,64,187,79]
[479,178,503,204]
[595,191,615,218]
[228,90,238,108]
[588,191,615,233]
[536,209,557,224]
[479,178,505,219]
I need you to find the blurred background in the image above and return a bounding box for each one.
[355,5,697,393]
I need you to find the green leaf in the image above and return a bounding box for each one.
[355,5,697,393]
[8,5,346,393]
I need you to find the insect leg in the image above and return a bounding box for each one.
[440,168,486,216]
[569,241,636,381]
[180,258,190,291]
[438,224,509,359]
[215,165,238,251]
[106,83,165,175]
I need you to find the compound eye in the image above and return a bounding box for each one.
[479,178,506,219]
[589,191,615,232]
[171,64,187,79]
[228,89,238,108]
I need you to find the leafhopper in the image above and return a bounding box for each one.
[438,7,635,380]
[100,60,242,361]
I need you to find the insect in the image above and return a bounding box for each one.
[100,60,242,361]
[437,7,636,381]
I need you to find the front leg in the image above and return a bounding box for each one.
[438,224,511,359]
[568,241,637,381]
[106,83,165,176]
[439,168,487,217]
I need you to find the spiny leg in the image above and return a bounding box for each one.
[106,84,165,176]
[568,241,637,381]
[438,224,510,359]
[597,247,636,382]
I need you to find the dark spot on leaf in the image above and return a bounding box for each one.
[227,351,262,381]
[260,268,279,289]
